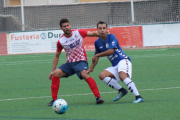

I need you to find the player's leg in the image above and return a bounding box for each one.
[118,59,144,103]
[81,70,104,104]
[48,69,68,106]
[73,61,104,104]
[48,63,74,106]
[99,68,123,90]
[99,68,128,101]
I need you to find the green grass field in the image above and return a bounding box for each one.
[0,47,180,120]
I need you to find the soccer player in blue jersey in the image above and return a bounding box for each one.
[87,21,144,103]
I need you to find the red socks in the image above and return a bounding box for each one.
[51,76,101,100]
[51,76,60,101]
[86,77,101,98]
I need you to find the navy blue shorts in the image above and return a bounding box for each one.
[58,61,88,79]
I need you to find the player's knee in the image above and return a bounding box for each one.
[53,69,64,78]
[119,71,128,81]
[81,70,90,80]
[99,72,106,80]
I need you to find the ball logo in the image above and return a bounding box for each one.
[40,33,47,39]
[106,43,109,48]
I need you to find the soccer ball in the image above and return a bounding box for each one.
[52,99,68,114]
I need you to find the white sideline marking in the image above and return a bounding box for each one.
[1,53,180,65]
[129,48,168,52]
[138,87,180,91]
[0,57,107,65]
[0,87,180,102]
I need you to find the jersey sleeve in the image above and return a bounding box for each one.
[108,34,118,49]
[78,29,88,38]
[56,40,63,52]
[95,40,101,55]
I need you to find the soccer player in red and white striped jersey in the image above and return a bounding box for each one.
[48,18,104,106]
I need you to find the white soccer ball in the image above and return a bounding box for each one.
[52,99,68,114]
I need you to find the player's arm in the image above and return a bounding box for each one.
[87,31,100,37]
[95,49,115,57]
[48,51,61,80]
[87,41,101,73]
[52,51,61,71]
[87,48,114,73]
[48,40,63,80]
[78,29,109,38]
[87,30,109,37]
[78,29,105,37]
[87,55,99,73]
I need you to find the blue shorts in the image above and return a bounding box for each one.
[58,61,88,79]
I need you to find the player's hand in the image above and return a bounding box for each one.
[48,72,53,80]
[86,68,93,74]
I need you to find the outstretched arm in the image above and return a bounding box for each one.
[86,30,109,37]
[48,51,61,80]
[86,31,100,37]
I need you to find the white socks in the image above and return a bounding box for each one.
[102,77,140,97]
[123,78,140,96]
[102,77,122,90]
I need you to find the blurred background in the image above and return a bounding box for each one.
[0,0,180,32]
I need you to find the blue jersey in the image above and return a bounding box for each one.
[95,34,131,66]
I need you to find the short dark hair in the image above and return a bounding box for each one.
[59,18,69,27]
[97,21,107,28]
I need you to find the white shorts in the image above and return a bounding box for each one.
[105,59,132,81]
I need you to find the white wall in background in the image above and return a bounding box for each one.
[143,24,180,47]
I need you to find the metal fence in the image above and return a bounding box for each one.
[0,0,180,32]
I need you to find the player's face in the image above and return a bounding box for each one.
[61,22,71,36]
[97,24,108,38]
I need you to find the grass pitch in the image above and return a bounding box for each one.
[0,47,180,120]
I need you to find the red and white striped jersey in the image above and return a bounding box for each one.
[56,29,88,63]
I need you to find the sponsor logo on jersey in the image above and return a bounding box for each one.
[63,45,70,49]
[107,54,118,61]
[69,39,80,48]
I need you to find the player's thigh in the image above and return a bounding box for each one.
[117,59,132,79]
[73,61,89,80]
[100,66,120,81]
[53,68,68,78]
[58,63,75,78]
